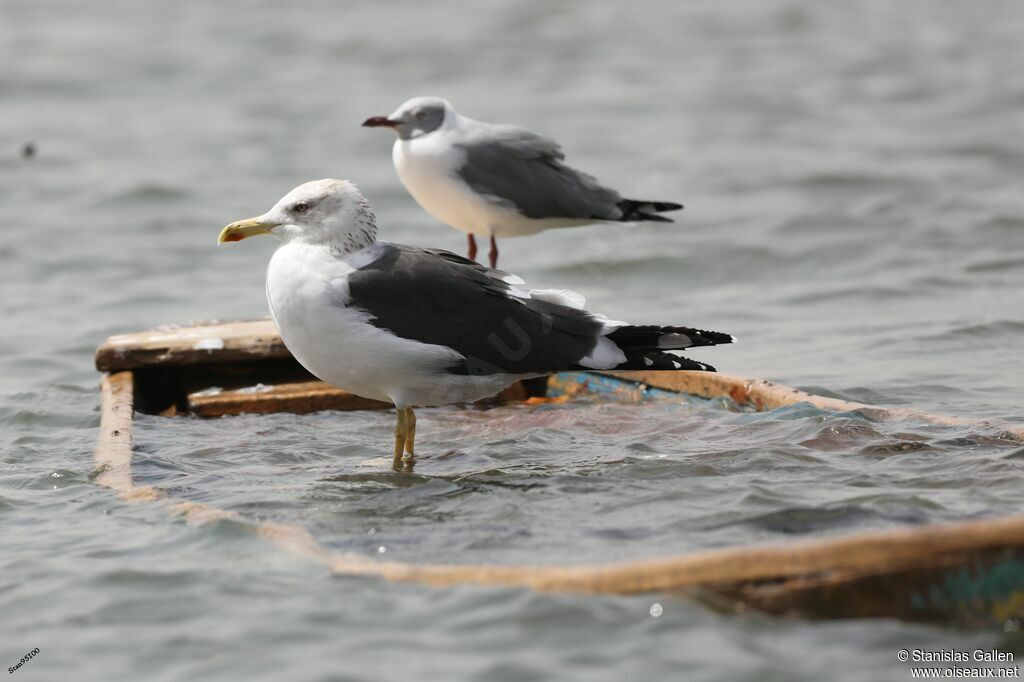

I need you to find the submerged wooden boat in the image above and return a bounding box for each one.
[95,320,1024,626]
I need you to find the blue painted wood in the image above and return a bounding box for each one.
[546,372,679,401]
[911,557,1024,624]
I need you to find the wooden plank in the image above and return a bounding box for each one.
[189,380,389,416]
[187,379,534,417]
[95,372,135,492]
[94,372,161,501]
[95,320,286,372]
[331,512,1024,624]
[605,371,1024,441]
[547,372,680,402]
[702,547,1024,622]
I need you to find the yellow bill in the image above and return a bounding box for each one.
[217,218,279,244]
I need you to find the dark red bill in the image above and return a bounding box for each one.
[362,116,399,128]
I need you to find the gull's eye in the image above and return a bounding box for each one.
[414,111,426,121]
[293,202,309,214]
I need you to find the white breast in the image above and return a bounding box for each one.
[392,133,594,238]
[394,132,535,237]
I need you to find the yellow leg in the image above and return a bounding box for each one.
[403,408,417,458]
[393,407,406,462]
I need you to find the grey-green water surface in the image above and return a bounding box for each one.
[2,1,1024,680]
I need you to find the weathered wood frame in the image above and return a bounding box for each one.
[95,322,1024,625]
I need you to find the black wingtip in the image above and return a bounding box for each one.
[607,325,734,352]
[615,352,716,372]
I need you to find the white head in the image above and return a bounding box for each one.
[218,179,378,253]
[362,96,457,140]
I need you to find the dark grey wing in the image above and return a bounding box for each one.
[455,124,625,221]
[422,248,523,285]
[345,245,607,375]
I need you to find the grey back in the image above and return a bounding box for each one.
[456,124,623,221]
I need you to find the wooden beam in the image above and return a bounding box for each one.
[95,320,286,372]
[187,379,535,417]
[605,371,1024,441]
[95,372,135,492]
[328,512,1024,623]
[189,380,390,416]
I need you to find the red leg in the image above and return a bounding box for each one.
[488,236,499,269]
[467,234,478,262]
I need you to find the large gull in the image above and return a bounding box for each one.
[218,179,731,465]
[363,97,682,268]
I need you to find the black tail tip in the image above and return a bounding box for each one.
[691,329,737,347]
[618,199,684,222]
